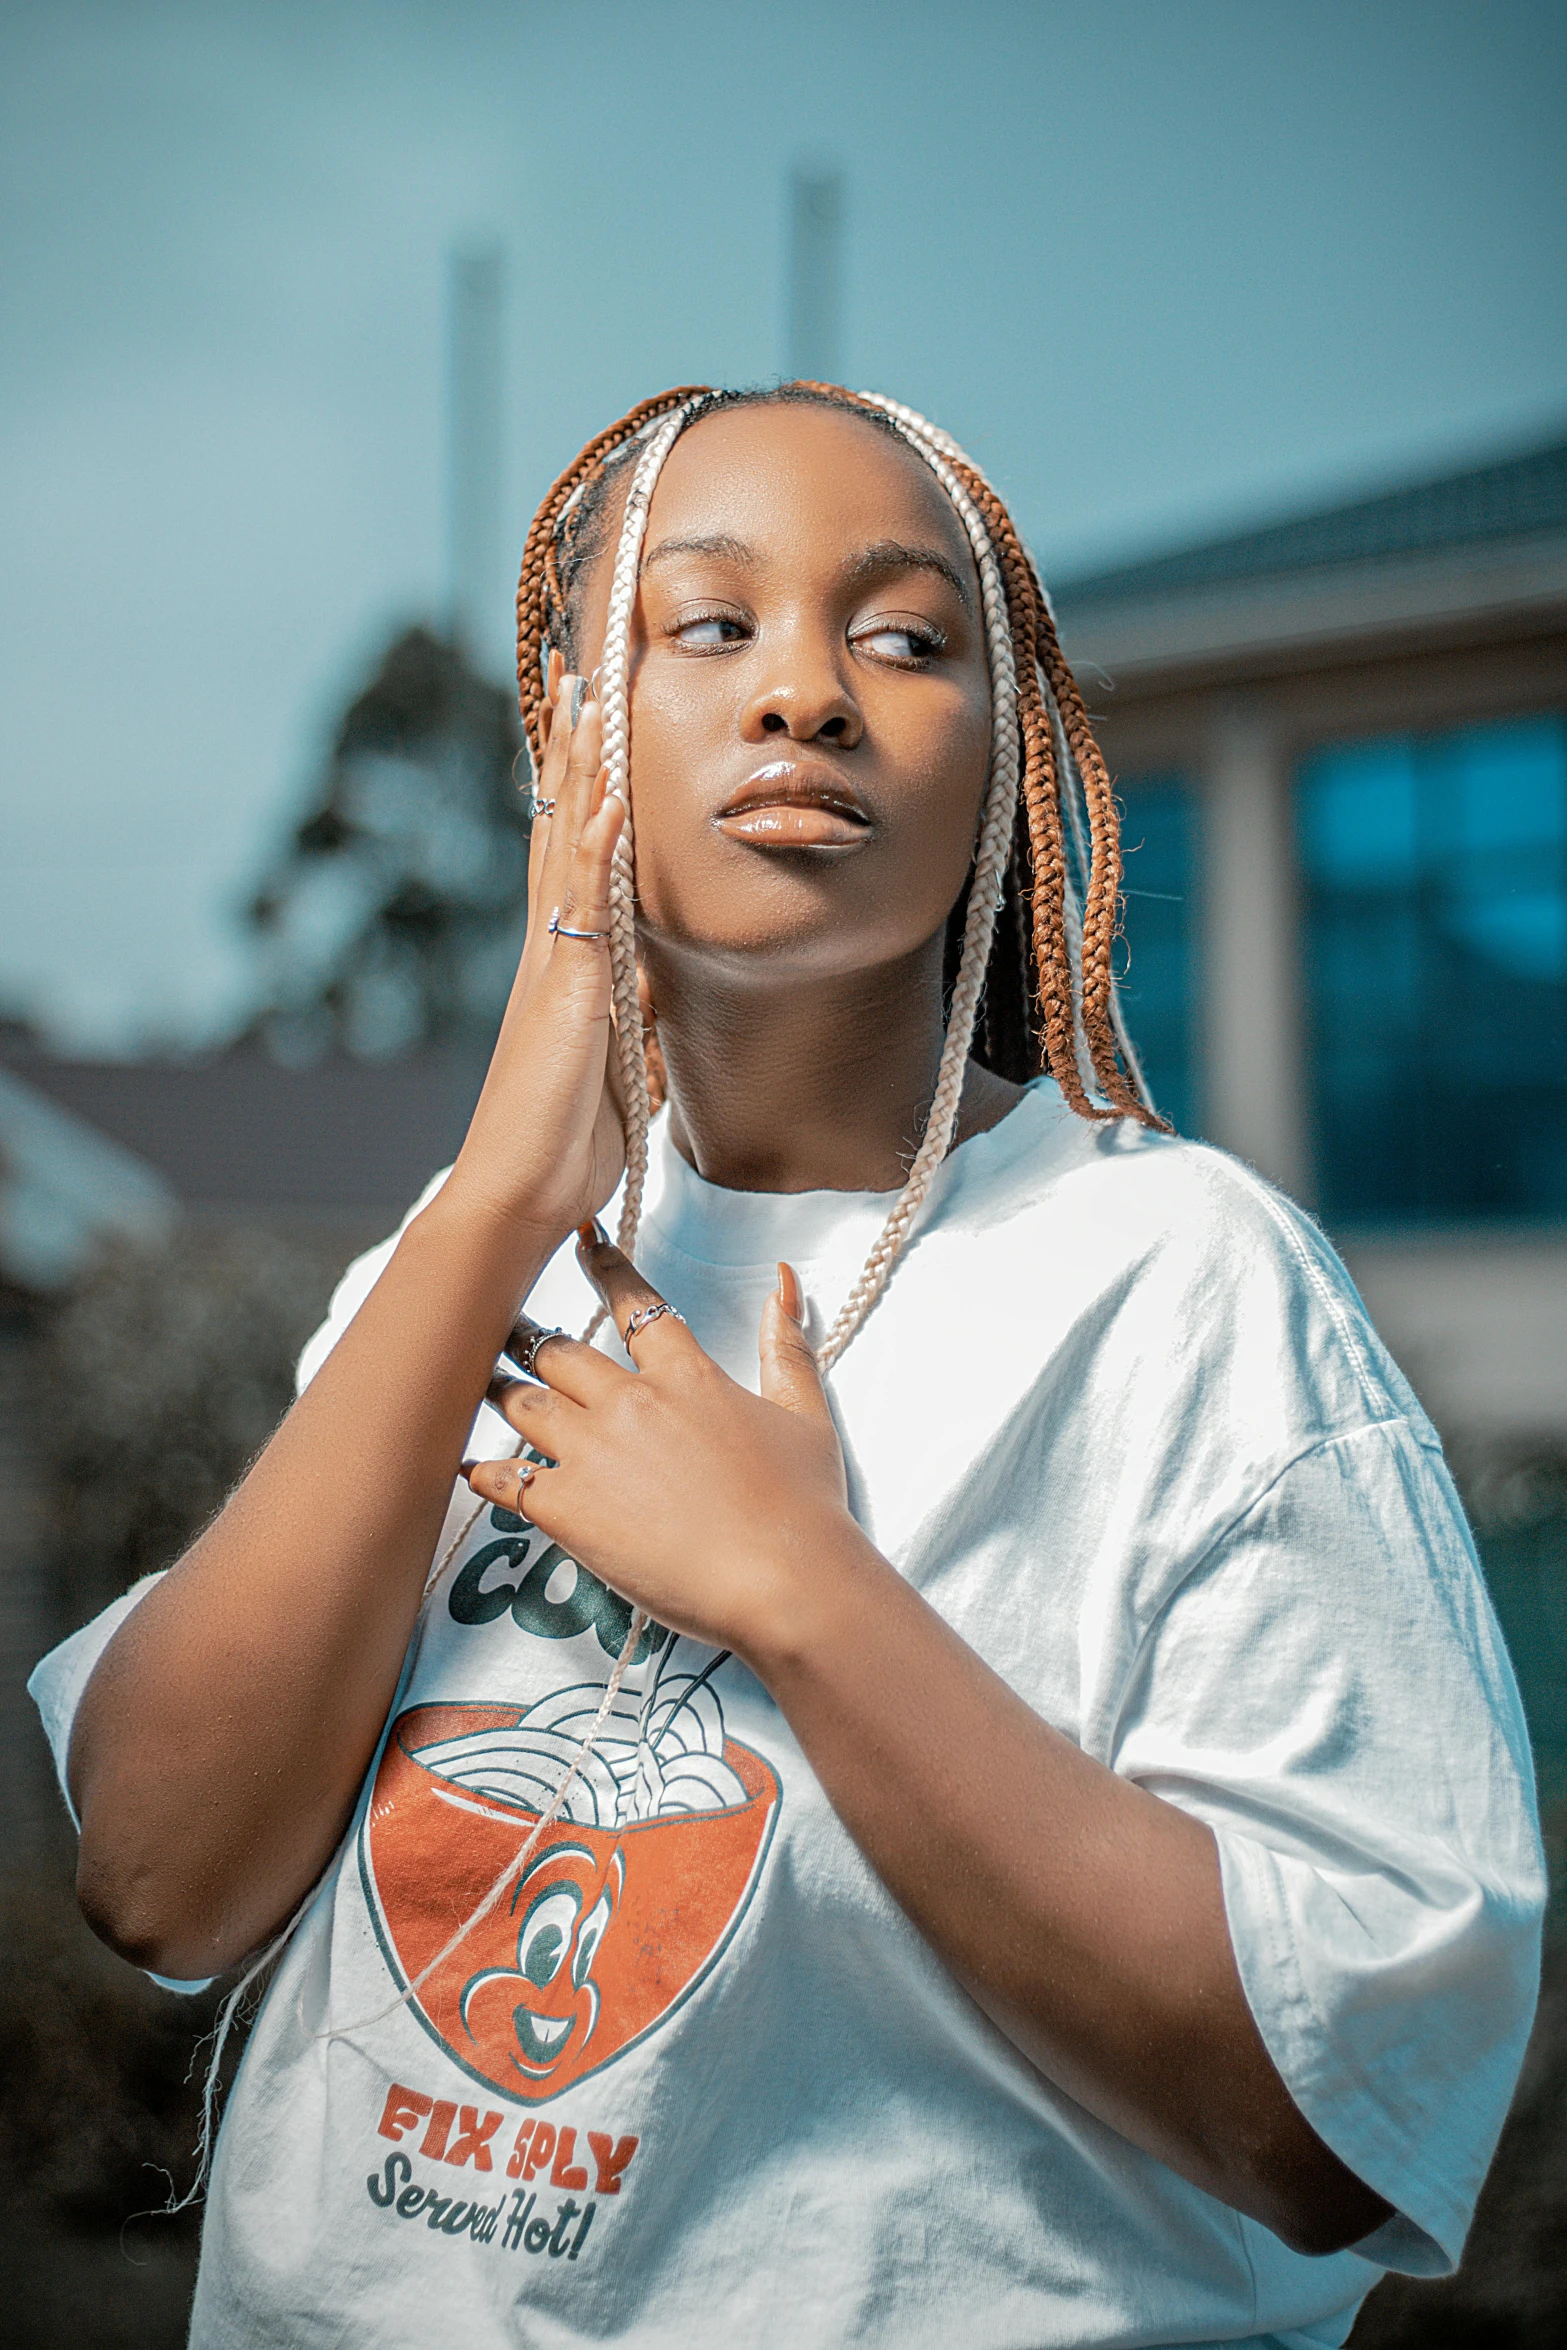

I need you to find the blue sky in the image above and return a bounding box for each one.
[2,0,1564,1050]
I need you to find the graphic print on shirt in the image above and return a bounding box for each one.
[360,1514,781,2104]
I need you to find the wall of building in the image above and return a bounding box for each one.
[1059,603,1567,1446]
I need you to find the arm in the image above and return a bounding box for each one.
[69,671,623,1982]
[470,1242,1393,2258]
[752,1531,1390,2255]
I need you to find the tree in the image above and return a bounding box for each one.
[248,628,528,1062]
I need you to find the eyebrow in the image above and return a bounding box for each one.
[843,539,975,613]
[641,531,975,612]
[641,533,756,573]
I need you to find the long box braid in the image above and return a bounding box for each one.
[181,387,1172,2156]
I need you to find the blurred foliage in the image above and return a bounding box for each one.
[36,1224,349,1631]
[3,1221,351,2343]
[0,1866,216,2350]
[248,626,528,1064]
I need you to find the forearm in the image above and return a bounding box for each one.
[70,1183,558,1979]
[743,1528,1389,2255]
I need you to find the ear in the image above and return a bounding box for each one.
[638,962,668,1115]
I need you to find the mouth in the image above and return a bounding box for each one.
[715,760,873,851]
[511,2004,576,2068]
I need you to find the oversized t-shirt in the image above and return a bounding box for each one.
[31,1079,1545,2349]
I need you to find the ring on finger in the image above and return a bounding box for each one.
[529,793,556,819]
[499,1321,564,1381]
[549,909,610,944]
[623,1301,686,1349]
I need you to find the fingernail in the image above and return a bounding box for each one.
[589,665,603,698]
[777,1261,802,1320]
[577,1217,608,1249]
[570,676,587,726]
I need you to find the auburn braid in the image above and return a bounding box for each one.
[949,461,1102,1120]
[514,387,708,772]
[952,452,1162,1129]
[1034,605,1139,1118]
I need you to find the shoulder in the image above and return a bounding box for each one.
[293,1167,605,1394]
[293,1165,457,1392]
[950,1085,1432,1452]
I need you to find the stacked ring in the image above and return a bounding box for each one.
[622,1301,686,1349]
[498,1322,564,1382]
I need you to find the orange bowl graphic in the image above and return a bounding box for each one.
[361,1701,781,2103]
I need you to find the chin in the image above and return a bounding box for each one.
[641,863,951,981]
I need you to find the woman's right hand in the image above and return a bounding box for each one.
[442,655,630,1252]
[69,657,635,1980]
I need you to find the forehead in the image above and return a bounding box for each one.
[644,401,976,584]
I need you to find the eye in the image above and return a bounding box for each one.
[517,1884,582,1987]
[851,620,943,666]
[572,1890,614,1987]
[671,608,750,651]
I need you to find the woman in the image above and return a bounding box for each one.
[33,386,1543,2348]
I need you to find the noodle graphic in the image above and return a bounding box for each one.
[360,1645,779,2101]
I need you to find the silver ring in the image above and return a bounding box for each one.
[499,1321,564,1381]
[529,794,557,820]
[548,909,610,943]
[622,1301,686,1349]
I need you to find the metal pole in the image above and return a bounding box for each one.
[447,243,504,661]
[787,166,844,383]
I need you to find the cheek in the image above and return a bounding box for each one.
[879,681,994,905]
[622,666,732,869]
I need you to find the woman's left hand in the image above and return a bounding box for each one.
[466,1228,854,1658]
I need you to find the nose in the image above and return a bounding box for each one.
[739,625,862,749]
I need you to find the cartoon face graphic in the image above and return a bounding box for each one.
[360,1663,779,2102]
[458,1842,624,2080]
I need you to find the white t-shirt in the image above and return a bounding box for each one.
[31,1079,1544,2349]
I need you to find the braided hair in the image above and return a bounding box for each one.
[516,384,1168,1368]
[173,392,1174,2130]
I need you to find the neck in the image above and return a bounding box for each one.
[647,936,1022,1195]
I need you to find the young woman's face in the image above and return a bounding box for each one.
[571,402,993,987]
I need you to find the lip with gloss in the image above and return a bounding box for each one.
[714,760,875,851]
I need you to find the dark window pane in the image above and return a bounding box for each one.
[1116,775,1197,1135]
[1299,714,1567,1225]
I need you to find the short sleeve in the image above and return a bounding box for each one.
[29,1572,166,1829]
[294,1163,455,1396]
[1113,1419,1545,2274]
[27,1571,213,1995]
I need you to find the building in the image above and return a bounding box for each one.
[1054,426,1567,1451]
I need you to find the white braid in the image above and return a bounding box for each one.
[178,392,1055,2177]
[583,387,1023,1365]
[813,402,1020,1367]
[593,396,713,1301]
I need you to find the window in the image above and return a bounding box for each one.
[1115,775,1198,1136]
[1298,714,1567,1225]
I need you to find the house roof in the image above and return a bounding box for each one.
[1053,429,1567,608]
[0,1064,177,1292]
[1050,426,1567,680]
